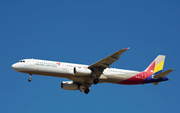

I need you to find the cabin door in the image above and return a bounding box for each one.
[30,59,34,66]
[142,72,146,79]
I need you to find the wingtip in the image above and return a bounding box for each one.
[126,47,130,50]
[169,69,174,71]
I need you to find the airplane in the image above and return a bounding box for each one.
[11,48,174,94]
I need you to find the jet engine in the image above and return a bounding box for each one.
[74,67,92,76]
[61,81,79,90]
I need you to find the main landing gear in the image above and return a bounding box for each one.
[79,84,91,94]
[84,88,90,94]
[83,78,99,94]
[92,73,99,84]
[93,78,99,84]
[28,74,32,82]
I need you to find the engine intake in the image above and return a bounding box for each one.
[61,81,79,90]
[74,67,92,76]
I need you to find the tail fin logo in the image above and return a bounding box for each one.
[153,60,164,74]
[56,62,61,66]
[144,55,165,77]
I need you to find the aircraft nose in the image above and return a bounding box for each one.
[12,63,19,71]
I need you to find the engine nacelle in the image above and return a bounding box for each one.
[74,67,92,76]
[61,81,79,90]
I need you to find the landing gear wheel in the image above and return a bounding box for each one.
[84,88,90,94]
[93,79,99,84]
[28,78,32,82]
[28,74,32,82]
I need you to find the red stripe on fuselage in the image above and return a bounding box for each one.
[118,61,155,85]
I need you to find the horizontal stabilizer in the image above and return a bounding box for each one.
[153,69,174,79]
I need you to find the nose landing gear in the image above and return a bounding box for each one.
[28,74,32,82]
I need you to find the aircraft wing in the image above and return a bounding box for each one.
[88,48,129,77]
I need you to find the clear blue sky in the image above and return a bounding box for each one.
[1,0,180,113]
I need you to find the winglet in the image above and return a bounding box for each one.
[126,47,130,50]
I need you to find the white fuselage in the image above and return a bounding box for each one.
[11,48,172,94]
[12,59,140,84]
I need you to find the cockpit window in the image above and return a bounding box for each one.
[19,60,25,62]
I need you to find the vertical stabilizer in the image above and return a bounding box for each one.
[144,55,165,75]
